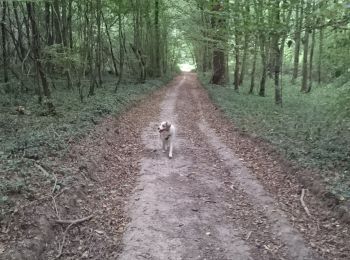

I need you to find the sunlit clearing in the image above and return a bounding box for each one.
[179,63,195,72]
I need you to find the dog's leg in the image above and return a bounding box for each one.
[162,140,166,153]
[169,141,173,158]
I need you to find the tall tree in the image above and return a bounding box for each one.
[307,1,316,93]
[291,0,303,84]
[210,0,227,85]
[249,42,258,94]
[301,0,311,92]
[117,0,125,87]
[253,0,269,97]
[1,1,9,83]
[233,1,242,90]
[154,0,161,77]
[96,0,102,85]
[26,2,54,113]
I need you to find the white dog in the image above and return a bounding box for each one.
[158,121,175,158]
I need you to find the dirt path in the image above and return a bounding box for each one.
[117,73,321,260]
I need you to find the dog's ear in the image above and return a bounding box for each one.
[166,121,171,128]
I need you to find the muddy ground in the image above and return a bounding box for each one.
[1,73,349,259]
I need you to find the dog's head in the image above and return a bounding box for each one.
[158,121,171,133]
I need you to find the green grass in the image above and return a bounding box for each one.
[200,73,350,198]
[0,75,173,215]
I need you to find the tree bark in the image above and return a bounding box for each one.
[259,36,267,97]
[27,2,55,113]
[61,0,68,47]
[7,12,22,62]
[68,0,73,48]
[53,0,62,44]
[96,0,102,85]
[292,0,303,84]
[233,44,240,90]
[211,50,226,85]
[307,26,316,93]
[210,0,227,85]
[272,1,282,106]
[116,1,124,89]
[239,34,249,86]
[87,1,97,96]
[249,43,258,94]
[301,1,311,92]
[154,0,161,77]
[317,28,323,84]
[102,13,119,78]
[13,2,26,60]
[2,1,9,83]
[45,2,53,45]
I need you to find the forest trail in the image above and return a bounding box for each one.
[117,73,320,260]
[2,73,348,260]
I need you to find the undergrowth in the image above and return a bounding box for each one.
[200,73,350,199]
[0,75,172,217]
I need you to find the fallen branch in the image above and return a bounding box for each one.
[245,231,252,240]
[35,163,57,195]
[55,215,94,225]
[35,163,60,217]
[55,215,94,258]
[300,189,312,218]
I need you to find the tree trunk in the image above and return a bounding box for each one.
[301,1,311,92]
[102,13,119,78]
[96,0,102,85]
[53,0,62,44]
[259,54,267,97]
[87,1,97,96]
[249,43,258,94]
[267,42,274,79]
[239,3,250,86]
[68,0,73,48]
[317,28,323,84]
[131,44,147,83]
[45,2,53,45]
[307,27,316,93]
[300,0,312,92]
[1,1,9,83]
[200,6,209,73]
[239,34,249,85]
[272,1,282,106]
[116,2,124,89]
[274,46,282,105]
[210,0,227,85]
[301,29,309,92]
[7,11,25,63]
[61,0,68,47]
[13,2,26,60]
[233,44,240,90]
[154,0,161,77]
[27,2,55,113]
[211,50,226,85]
[291,0,303,84]
[259,35,267,97]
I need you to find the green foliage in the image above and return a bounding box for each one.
[0,76,171,215]
[200,73,350,198]
[322,32,350,78]
[42,44,83,75]
[333,79,350,119]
